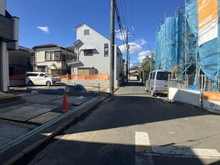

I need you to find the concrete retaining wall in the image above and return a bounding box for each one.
[168,87,220,114]
[168,87,200,107]
[61,80,110,87]
[9,80,25,86]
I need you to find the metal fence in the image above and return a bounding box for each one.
[168,74,220,92]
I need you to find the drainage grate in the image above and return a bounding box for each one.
[97,144,134,165]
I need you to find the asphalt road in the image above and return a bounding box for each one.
[15,81,220,165]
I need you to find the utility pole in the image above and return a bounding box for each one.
[110,0,115,95]
[126,28,129,82]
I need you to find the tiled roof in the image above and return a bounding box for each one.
[32,44,60,49]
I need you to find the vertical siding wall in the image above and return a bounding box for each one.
[0,0,6,15]
[75,24,123,86]
[0,43,2,90]
[76,25,111,75]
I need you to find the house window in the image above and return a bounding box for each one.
[84,29,89,35]
[84,49,93,56]
[45,51,61,61]
[54,51,61,60]
[38,66,46,72]
[78,68,96,75]
[104,43,108,57]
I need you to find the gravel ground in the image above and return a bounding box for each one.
[0,121,35,147]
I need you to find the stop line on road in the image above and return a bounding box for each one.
[135,132,220,165]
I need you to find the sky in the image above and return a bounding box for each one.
[6,0,185,67]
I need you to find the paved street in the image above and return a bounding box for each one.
[15,81,220,165]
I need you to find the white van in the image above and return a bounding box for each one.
[145,69,171,96]
[25,72,61,86]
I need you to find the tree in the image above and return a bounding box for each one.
[141,56,155,84]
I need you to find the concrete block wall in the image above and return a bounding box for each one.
[61,80,110,87]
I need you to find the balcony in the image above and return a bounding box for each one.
[0,14,18,42]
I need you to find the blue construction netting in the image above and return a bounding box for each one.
[155,0,220,90]
[186,0,220,89]
[155,14,186,74]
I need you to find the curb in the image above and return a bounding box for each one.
[0,96,106,165]
[166,99,220,115]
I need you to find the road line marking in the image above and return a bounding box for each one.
[135,132,154,165]
[135,132,152,153]
[151,146,220,159]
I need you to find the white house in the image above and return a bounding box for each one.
[69,24,124,87]
[32,44,76,76]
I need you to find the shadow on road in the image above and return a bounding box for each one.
[13,80,220,165]
[120,80,144,87]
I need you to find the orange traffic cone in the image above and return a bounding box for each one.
[62,92,69,111]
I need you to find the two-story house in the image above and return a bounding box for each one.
[32,44,76,76]
[69,24,124,87]
[0,0,19,92]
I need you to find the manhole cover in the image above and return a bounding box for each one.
[97,144,134,165]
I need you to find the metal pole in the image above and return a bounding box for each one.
[110,0,115,95]
[126,28,129,82]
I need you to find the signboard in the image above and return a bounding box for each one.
[203,92,220,111]
[198,0,218,46]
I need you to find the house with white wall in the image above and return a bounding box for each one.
[69,24,124,87]
[0,0,19,92]
[32,44,76,76]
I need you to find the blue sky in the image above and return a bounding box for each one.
[6,0,185,66]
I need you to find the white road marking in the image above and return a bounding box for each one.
[135,132,151,153]
[135,132,154,165]
[135,132,220,165]
[151,146,220,159]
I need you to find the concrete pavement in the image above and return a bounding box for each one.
[0,89,108,165]
[19,81,220,165]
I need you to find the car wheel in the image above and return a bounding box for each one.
[151,90,155,97]
[28,81,33,86]
[46,81,51,86]
[145,87,148,92]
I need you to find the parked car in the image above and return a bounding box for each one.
[25,72,61,86]
[145,69,171,96]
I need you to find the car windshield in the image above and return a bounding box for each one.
[46,73,54,77]
[156,72,171,80]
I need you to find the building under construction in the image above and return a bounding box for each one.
[155,0,219,90]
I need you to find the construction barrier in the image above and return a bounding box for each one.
[59,74,110,80]
[203,92,220,111]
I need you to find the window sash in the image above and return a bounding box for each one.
[104,43,108,57]
[84,49,93,56]
[84,30,89,35]
[45,51,61,61]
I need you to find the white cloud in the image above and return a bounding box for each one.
[115,29,127,40]
[135,38,147,46]
[138,50,150,63]
[129,43,142,54]
[37,26,49,34]
[119,42,142,54]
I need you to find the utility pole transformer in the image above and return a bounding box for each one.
[110,0,115,95]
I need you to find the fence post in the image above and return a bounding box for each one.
[218,78,220,92]
[186,74,189,89]
[201,75,204,91]
[200,89,204,109]
[98,83,100,93]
